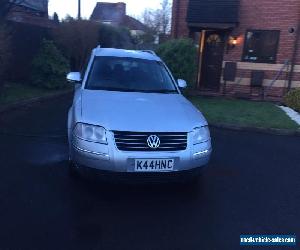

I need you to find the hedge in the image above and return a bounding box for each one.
[31,39,69,90]
[156,39,197,88]
[284,89,300,112]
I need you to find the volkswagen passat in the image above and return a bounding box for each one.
[67,47,212,181]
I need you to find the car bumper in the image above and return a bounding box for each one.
[73,164,208,183]
[70,131,212,173]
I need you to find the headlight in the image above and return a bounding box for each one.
[193,126,210,144]
[74,123,107,144]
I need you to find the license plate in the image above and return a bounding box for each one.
[134,159,174,172]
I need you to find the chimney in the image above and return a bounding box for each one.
[116,2,126,18]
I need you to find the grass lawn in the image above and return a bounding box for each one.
[189,96,300,130]
[0,83,70,106]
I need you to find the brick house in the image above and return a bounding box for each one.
[172,0,300,100]
[6,0,53,28]
[90,2,148,37]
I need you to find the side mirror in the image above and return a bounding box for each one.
[177,79,187,89]
[67,72,82,83]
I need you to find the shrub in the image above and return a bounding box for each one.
[31,39,69,90]
[284,89,300,112]
[0,24,11,88]
[98,24,133,49]
[156,39,197,88]
[8,22,50,82]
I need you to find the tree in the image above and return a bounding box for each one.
[141,9,160,35]
[53,19,99,71]
[53,12,59,24]
[98,24,133,49]
[160,0,171,35]
[140,0,171,37]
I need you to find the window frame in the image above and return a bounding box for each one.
[242,29,280,64]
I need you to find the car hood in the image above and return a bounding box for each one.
[80,90,207,132]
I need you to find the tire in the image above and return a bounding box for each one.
[189,175,200,186]
[68,159,79,177]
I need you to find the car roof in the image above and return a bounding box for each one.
[92,47,162,61]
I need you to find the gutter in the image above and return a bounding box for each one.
[288,19,300,90]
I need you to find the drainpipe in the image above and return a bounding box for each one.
[78,0,81,20]
[196,30,206,89]
[288,21,300,90]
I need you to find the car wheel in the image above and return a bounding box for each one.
[190,175,200,186]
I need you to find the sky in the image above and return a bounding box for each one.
[48,0,163,19]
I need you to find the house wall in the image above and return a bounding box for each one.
[4,2,53,81]
[223,0,300,98]
[18,0,48,14]
[171,0,300,100]
[7,5,53,28]
[171,0,189,38]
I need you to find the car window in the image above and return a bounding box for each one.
[85,56,178,93]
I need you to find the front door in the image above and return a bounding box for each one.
[200,31,225,91]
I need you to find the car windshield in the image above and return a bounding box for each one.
[85,56,178,93]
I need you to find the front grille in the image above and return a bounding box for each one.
[113,131,187,152]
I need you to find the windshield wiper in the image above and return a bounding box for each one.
[152,89,178,93]
[87,87,178,93]
[88,87,135,92]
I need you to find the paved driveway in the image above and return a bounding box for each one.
[0,95,299,250]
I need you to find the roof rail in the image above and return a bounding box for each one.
[140,50,157,56]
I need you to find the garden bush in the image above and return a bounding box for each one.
[31,39,69,90]
[284,88,300,112]
[156,39,197,88]
[53,20,134,71]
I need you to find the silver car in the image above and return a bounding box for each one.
[67,47,212,181]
